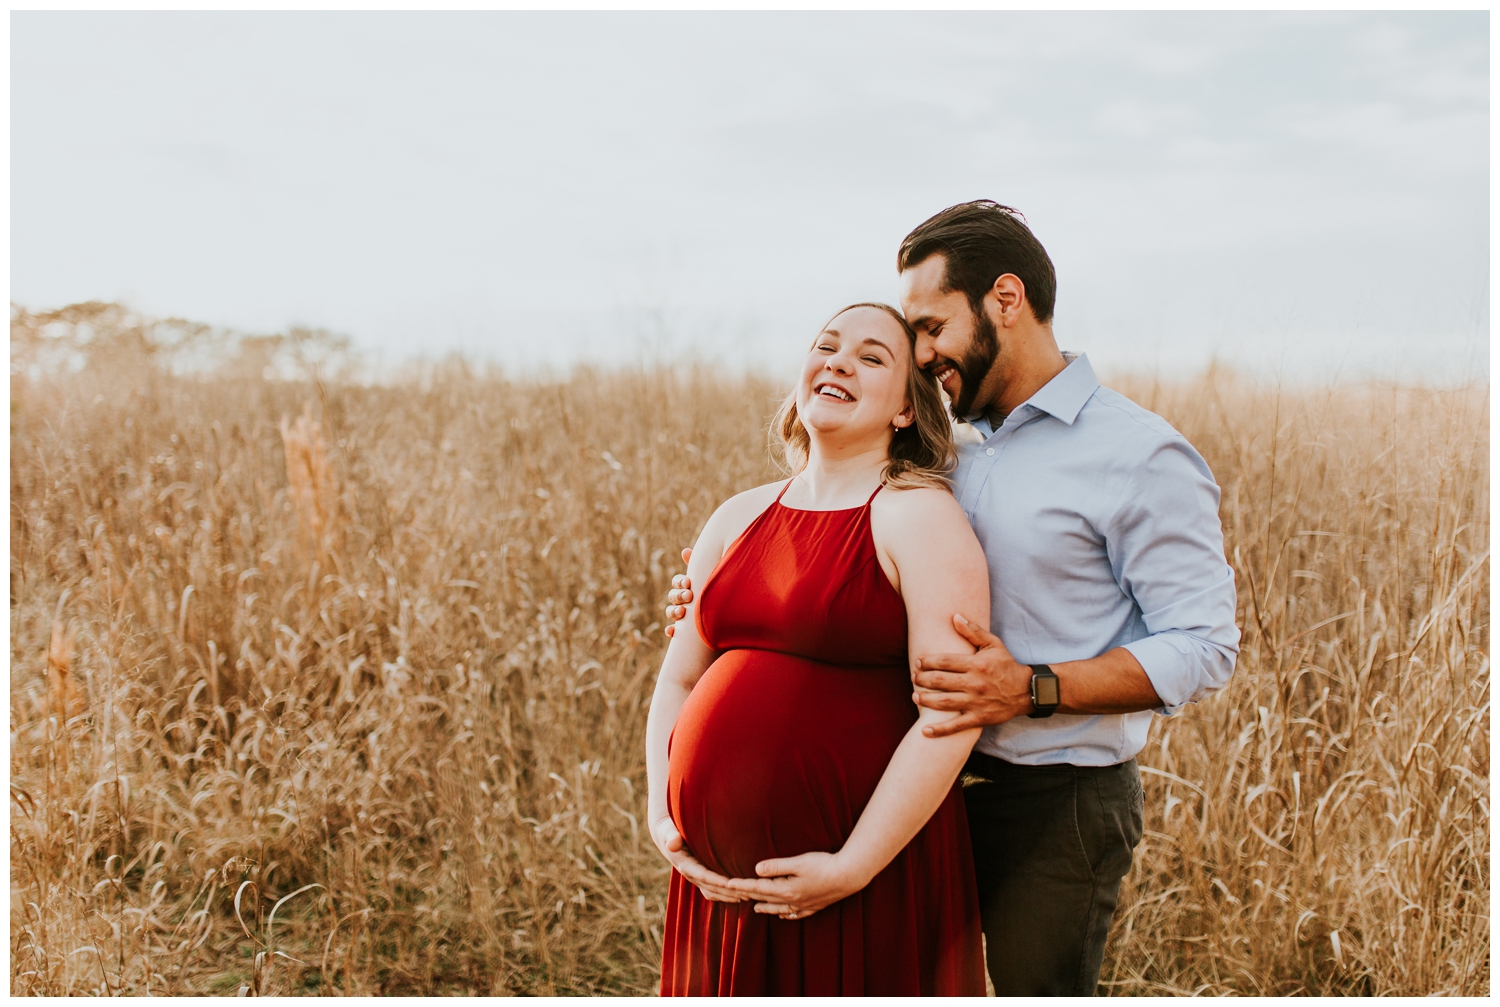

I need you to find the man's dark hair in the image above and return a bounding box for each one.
[896,200,1057,325]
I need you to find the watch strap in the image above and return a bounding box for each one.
[1028,664,1059,719]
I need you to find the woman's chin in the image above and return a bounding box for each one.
[800,411,850,434]
[802,417,890,448]
[802,394,866,419]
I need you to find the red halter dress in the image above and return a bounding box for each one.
[661,481,985,996]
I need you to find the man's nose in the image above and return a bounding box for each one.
[914,334,937,368]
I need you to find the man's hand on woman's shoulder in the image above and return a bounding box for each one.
[664,547,693,638]
[914,620,1167,729]
[663,480,789,639]
[912,615,1034,736]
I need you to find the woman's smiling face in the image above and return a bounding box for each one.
[796,305,915,445]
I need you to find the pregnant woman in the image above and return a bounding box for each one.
[644,303,989,995]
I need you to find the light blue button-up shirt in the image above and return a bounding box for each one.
[954,353,1240,766]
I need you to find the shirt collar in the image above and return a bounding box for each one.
[960,351,1099,433]
[1025,352,1098,426]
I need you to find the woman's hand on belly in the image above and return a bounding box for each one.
[722,850,867,920]
[650,815,749,903]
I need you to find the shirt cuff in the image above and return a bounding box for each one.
[1123,633,1202,715]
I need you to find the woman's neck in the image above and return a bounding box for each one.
[791,438,889,507]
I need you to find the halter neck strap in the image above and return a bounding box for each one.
[774,478,884,507]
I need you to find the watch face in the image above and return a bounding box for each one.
[1035,675,1060,708]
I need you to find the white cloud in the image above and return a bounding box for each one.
[11,11,1488,382]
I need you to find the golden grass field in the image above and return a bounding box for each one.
[10,303,1490,995]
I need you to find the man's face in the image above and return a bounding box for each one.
[899,255,999,418]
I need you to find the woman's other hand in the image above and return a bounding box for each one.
[663,547,694,637]
[723,851,867,920]
[650,816,746,902]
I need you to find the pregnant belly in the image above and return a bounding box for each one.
[667,648,916,880]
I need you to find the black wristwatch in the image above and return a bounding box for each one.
[1028,665,1060,719]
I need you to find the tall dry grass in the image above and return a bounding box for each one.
[10,305,1489,995]
[1101,373,1489,995]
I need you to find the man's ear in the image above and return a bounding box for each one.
[988,273,1028,327]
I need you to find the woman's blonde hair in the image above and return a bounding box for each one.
[770,302,957,492]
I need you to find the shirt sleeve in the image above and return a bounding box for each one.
[1105,434,1241,713]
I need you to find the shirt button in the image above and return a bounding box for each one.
[986,448,995,456]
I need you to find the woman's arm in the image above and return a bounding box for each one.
[644,483,782,901]
[723,487,989,918]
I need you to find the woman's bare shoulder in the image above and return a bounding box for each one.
[871,483,967,524]
[713,480,786,522]
[697,479,788,550]
[870,483,979,560]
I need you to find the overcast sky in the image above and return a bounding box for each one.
[12,12,1489,381]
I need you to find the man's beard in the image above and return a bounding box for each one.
[946,307,999,419]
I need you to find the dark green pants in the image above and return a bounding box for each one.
[962,752,1144,996]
